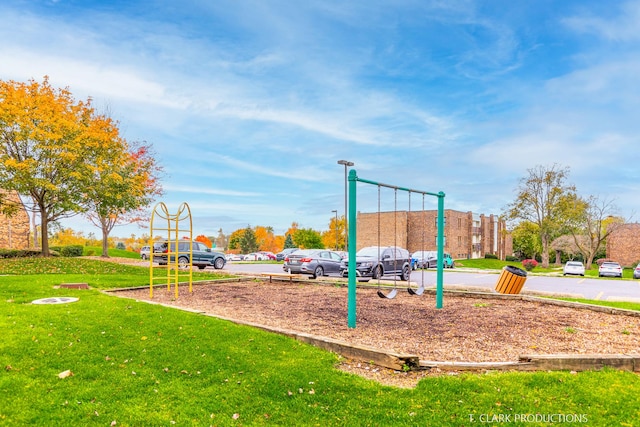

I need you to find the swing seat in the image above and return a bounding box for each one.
[377,288,398,299]
[407,285,424,296]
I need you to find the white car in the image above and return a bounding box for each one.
[244,252,267,261]
[598,261,623,278]
[140,243,163,260]
[563,261,585,276]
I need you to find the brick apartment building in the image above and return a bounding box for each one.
[606,223,640,267]
[0,190,30,249]
[355,209,512,260]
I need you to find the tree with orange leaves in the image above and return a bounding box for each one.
[0,77,162,256]
[195,234,212,248]
[0,77,103,255]
[321,215,345,250]
[285,222,299,239]
[254,225,282,253]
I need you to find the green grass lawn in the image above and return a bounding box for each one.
[552,298,640,312]
[455,257,568,274]
[454,258,640,279]
[82,246,143,259]
[1,257,640,426]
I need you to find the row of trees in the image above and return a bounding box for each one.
[42,161,618,266]
[504,164,625,269]
[0,77,163,256]
[226,218,347,254]
[47,216,347,256]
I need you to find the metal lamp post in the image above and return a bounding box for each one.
[337,160,354,251]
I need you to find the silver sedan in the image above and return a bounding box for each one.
[599,261,623,278]
[283,249,343,279]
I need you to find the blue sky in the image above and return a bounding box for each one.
[2,0,639,239]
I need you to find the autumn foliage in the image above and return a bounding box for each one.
[0,77,162,256]
[195,235,212,248]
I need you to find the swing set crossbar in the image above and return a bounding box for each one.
[347,169,445,329]
[354,176,441,198]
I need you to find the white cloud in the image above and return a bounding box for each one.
[0,48,183,107]
[5,1,640,237]
[563,1,640,41]
[162,184,261,197]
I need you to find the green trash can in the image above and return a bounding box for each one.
[495,265,527,294]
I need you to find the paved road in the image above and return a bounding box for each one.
[223,262,640,303]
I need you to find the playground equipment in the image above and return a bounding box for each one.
[374,187,404,299]
[407,192,426,296]
[347,169,445,328]
[148,202,193,298]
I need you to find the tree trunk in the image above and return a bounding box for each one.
[101,219,110,257]
[40,212,50,256]
[541,234,550,268]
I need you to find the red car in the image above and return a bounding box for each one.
[259,251,276,260]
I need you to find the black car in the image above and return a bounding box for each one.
[283,249,343,279]
[157,241,226,269]
[276,247,299,261]
[340,246,411,281]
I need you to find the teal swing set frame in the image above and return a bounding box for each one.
[346,169,445,328]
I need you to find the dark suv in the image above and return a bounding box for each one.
[157,241,226,269]
[340,246,411,281]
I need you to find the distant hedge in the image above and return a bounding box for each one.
[0,249,44,259]
[484,253,498,259]
[49,245,84,257]
[0,246,85,258]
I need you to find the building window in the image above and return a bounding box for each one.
[435,236,446,247]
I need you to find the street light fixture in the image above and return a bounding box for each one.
[337,160,354,251]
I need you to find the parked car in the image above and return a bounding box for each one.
[411,251,437,269]
[283,249,344,278]
[411,251,454,269]
[442,253,454,268]
[598,261,623,278]
[259,251,277,260]
[634,263,640,279]
[157,241,226,269]
[276,248,299,261]
[563,261,585,276]
[244,252,267,261]
[140,243,164,260]
[410,254,418,270]
[340,246,411,281]
[335,251,348,259]
[140,246,150,260]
